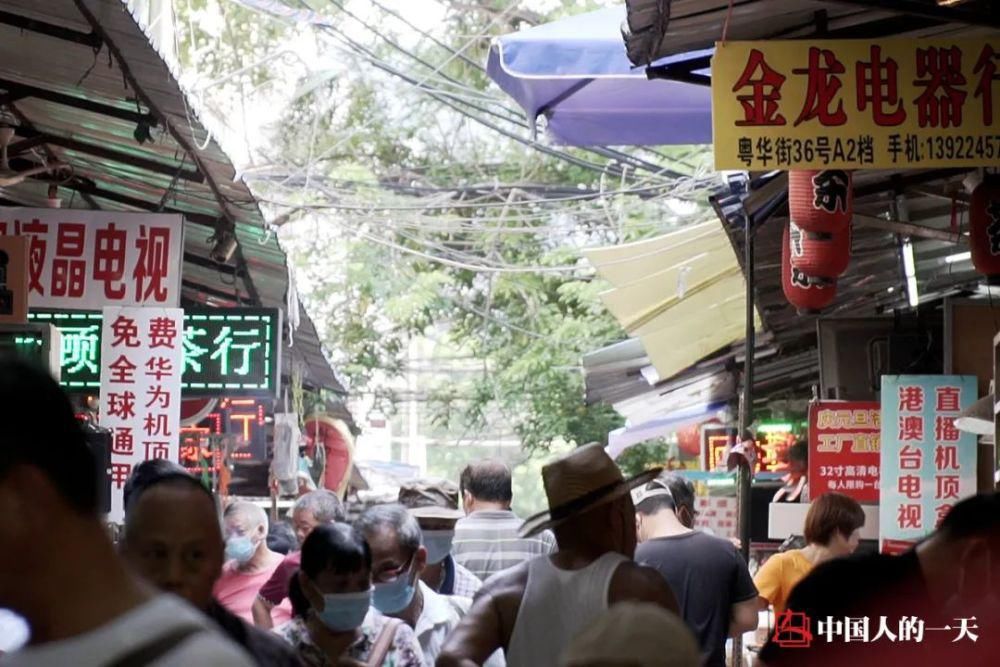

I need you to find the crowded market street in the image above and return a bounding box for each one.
[0,1,999,666]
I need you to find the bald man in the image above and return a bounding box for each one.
[453,460,556,580]
[214,502,285,623]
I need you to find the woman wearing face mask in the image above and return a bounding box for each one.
[754,492,865,616]
[274,523,425,667]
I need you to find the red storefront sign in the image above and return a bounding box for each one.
[809,401,880,502]
[0,209,183,310]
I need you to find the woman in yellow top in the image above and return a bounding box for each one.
[754,492,865,615]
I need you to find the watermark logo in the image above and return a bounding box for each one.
[772,611,814,648]
[772,612,979,648]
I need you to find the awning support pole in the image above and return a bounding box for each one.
[738,212,755,563]
[734,213,755,667]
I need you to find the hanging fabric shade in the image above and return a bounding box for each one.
[782,222,836,313]
[789,220,851,281]
[789,170,853,234]
[970,176,1000,282]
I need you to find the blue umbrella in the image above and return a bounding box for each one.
[486,6,713,147]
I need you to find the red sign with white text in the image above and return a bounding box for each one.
[809,401,881,503]
[0,209,183,310]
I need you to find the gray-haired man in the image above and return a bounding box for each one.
[357,504,504,666]
[214,502,285,623]
[251,490,344,629]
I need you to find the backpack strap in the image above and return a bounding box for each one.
[366,618,403,667]
[104,624,204,667]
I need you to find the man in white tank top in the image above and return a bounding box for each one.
[437,444,680,667]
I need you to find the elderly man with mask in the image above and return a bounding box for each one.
[214,502,286,622]
[397,480,482,599]
[252,489,344,629]
[120,462,301,667]
[356,504,507,666]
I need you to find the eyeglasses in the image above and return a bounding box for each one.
[373,551,415,584]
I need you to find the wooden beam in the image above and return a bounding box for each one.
[0,9,102,48]
[828,0,1000,29]
[20,130,204,183]
[854,213,962,243]
[0,78,158,127]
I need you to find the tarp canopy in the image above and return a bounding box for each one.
[583,221,761,383]
[486,6,712,146]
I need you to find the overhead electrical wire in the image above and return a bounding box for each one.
[183,0,719,280]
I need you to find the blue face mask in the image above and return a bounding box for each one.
[225,535,256,565]
[422,530,455,565]
[372,568,417,614]
[315,589,372,632]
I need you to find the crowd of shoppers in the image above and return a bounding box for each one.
[1,356,998,667]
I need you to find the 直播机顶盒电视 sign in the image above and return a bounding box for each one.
[712,39,1000,170]
[28,308,281,397]
[879,375,977,555]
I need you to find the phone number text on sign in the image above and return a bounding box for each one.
[713,39,1000,170]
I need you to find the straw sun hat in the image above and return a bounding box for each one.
[519,443,661,538]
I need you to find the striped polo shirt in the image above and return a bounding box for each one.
[452,510,557,580]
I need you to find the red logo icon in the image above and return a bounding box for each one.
[773,610,814,648]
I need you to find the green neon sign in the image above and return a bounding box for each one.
[757,422,794,434]
[27,308,281,397]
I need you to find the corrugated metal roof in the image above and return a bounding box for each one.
[623,0,998,67]
[0,0,344,394]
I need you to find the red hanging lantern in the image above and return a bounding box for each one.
[782,222,836,313]
[970,176,1000,282]
[676,422,702,458]
[789,170,853,234]
[788,220,851,280]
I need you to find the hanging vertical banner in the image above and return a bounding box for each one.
[99,307,184,521]
[712,39,1000,170]
[808,401,881,503]
[0,208,183,310]
[879,375,978,554]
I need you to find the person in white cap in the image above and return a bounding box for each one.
[633,476,758,667]
[437,443,679,667]
[559,602,701,667]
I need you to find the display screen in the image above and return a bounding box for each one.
[28,308,281,396]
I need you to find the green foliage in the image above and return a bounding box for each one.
[615,439,672,478]
[174,0,712,455]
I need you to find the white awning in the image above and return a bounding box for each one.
[583,221,761,382]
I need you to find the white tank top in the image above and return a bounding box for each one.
[506,552,628,667]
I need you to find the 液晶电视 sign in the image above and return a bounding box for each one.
[28,308,281,397]
[0,209,183,310]
[712,39,1000,170]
